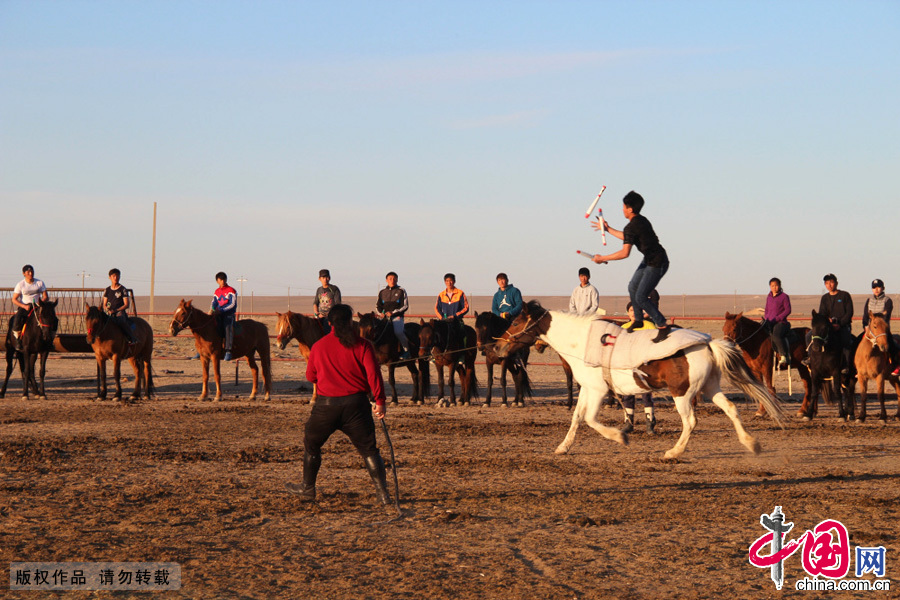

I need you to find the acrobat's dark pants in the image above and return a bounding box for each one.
[304,393,379,460]
[629,260,669,328]
[765,321,791,358]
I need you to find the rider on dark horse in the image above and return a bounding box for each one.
[434,273,469,353]
[11,264,48,352]
[376,271,411,359]
[763,277,792,368]
[808,273,855,375]
[103,268,138,346]
[313,268,341,335]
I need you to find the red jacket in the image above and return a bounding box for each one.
[306,332,386,405]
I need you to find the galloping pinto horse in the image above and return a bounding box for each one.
[854,313,900,423]
[418,319,478,407]
[803,310,857,421]
[85,305,154,402]
[474,312,531,407]
[494,301,785,459]
[357,313,428,405]
[723,312,811,416]
[0,300,59,399]
[275,311,327,401]
[169,300,272,401]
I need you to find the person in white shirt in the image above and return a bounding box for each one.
[569,267,600,316]
[12,264,49,351]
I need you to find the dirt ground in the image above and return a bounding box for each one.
[2,333,899,599]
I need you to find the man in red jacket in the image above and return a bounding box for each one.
[286,303,391,505]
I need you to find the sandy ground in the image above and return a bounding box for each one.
[1,314,898,599]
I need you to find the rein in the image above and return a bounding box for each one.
[725,319,766,346]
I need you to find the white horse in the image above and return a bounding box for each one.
[494,301,785,459]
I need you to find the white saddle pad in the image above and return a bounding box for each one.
[584,320,711,369]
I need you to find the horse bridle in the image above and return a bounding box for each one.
[495,310,548,348]
[724,318,765,346]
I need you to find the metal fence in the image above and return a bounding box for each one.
[0,288,108,335]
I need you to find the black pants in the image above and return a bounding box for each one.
[304,393,378,458]
[110,312,137,343]
[765,321,791,358]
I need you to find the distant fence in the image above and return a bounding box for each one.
[0,288,109,335]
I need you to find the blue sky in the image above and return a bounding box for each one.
[1,1,898,298]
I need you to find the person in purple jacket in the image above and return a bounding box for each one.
[763,277,792,368]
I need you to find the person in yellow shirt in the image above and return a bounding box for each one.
[621,302,657,434]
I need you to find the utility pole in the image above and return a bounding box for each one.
[236,276,247,315]
[77,270,91,327]
[150,202,157,321]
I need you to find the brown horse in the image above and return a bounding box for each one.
[0,300,59,399]
[275,311,328,401]
[723,312,811,417]
[169,299,272,401]
[854,313,900,423]
[474,311,531,407]
[418,319,478,407]
[357,313,428,405]
[85,305,154,402]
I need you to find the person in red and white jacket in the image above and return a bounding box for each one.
[210,271,237,361]
[286,304,392,506]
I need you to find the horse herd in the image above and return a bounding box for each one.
[2,299,898,438]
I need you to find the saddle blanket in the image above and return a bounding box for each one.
[584,320,711,370]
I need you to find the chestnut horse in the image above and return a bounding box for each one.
[803,310,857,421]
[494,301,785,459]
[722,312,811,417]
[169,299,272,401]
[0,300,59,399]
[854,313,900,423]
[275,311,327,401]
[418,319,478,407]
[474,311,531,407]
[357,313,428,405]
[85,305,154,402]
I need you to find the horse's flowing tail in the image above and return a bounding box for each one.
[709,339,786,427]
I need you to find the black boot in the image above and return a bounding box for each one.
[286,451,321,501]
[646,413,657,435]
[622,413,634,434]
[364,454,392,506]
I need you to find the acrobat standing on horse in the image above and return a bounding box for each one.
[211,271,237,361]
[591,191,671,342]
[103,268,138,345]
[11,264,48,352]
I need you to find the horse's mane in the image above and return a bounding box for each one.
[86,305,108,323]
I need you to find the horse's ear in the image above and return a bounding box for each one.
[276,311,281,317]
[84,302,91,311]
[737,312,743,318]
[725,311,732,318]
[419,318,425,326]
[185,299,193,308]
[49,299,58,307]
[357,312,363,318]
[811,310,818,318]
[474,311,479,317]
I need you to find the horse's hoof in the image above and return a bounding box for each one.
[663,449,680,459]
[21,396,29,401]
[879,419,887,425]
[38,395,47,400]
[802,416,811,422]
[795,410,806,418]
[248,395,257,401]
[554,446,570,455]
[390,400,398,406]
[264,394,271,402]
[754,411,766,418]
[198,396,208,402]
[750,440,762,455]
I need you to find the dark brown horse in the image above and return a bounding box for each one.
[804,310,857,421]
[0,300,59,399]
[418,319,478,407]
[275,311,328,402]
[722,312,811,416]
[85,305,155,402]
[169,299,272,401]
[854,313,900,423]
[474,311,531,407]
[357,313,429,405]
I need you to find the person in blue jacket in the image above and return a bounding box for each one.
[491,273,523,321]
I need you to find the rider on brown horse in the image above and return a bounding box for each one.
[103,268,138,345]
[763,277,792,368]
[211,272,237,361]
